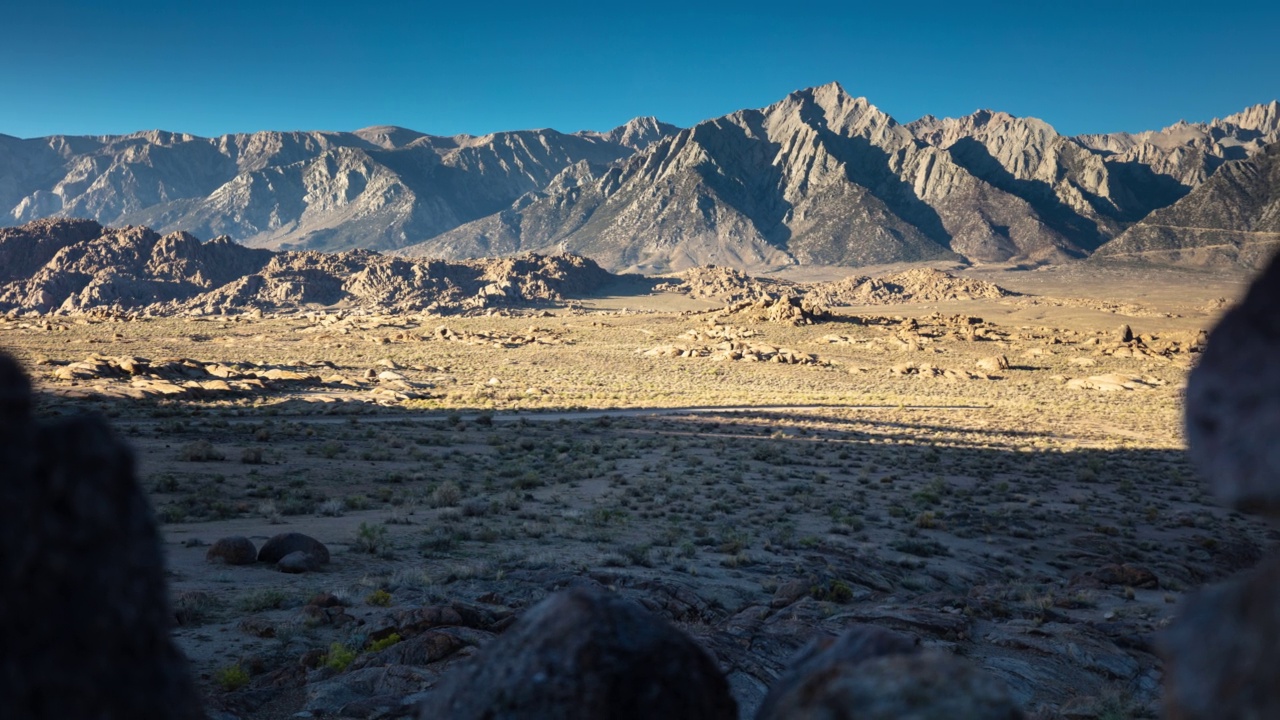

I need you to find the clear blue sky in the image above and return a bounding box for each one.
[3,0,1277,139]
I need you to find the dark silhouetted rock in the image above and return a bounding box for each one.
[419,585,736,720]
[0,352,202,719]
[278,550,321,574]
[258,532,330,564]
[1185,250,1280,514]
[756,626,1022,720]
[755,625,920,719]
[206,535,257,565]
[1162,554,1280,719]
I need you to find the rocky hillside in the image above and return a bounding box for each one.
[0,118,678,253]
[1093,142,1280,268]
[401,85,1280,271]
[0,219,616,315]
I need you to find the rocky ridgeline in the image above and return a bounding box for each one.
[0,219,615,316]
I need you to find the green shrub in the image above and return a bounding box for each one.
[354,522,388,554]
[366,588,392,607]
[214,664,250,691]
[325,642,357,671]
[367,633,402,653]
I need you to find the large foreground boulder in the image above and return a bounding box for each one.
[1185,250,1280,514]
[1162,554,1280,719]
[0,352,202,719]
[756,626,1022,720]
[1168,250,1280,718]
[419,585,737,719]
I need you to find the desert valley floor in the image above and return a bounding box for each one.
[3,261,1271,720]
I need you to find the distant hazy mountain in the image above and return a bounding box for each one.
[4,88,1278,272]
[0,117,679,253]
[400,85,1280,271]
[1092,142,1280,267]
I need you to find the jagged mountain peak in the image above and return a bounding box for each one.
[1221,100,1280,134]
[777,82,891,125]
[597,116,680,151]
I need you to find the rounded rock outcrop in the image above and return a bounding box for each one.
[419,585,736,720]
[277,550,321,574]
[205,535,257,565]
[257,532,330,565]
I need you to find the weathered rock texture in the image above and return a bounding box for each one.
[0,352,202,719]
[419,585,737,720]
[1185,249,1280,512]
[1166,248,1280,718]
[1162,555,1280,719]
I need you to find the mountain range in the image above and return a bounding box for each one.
[3,83,1278,272]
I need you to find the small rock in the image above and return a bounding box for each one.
[770,579,810,609]
[976,355,1010,373]
[205,536,257,565]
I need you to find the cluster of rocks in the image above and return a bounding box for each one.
[718,294,831,326]
[805,267,1015,306]
[431,324,571,348]
[643,341,821,365]
[1166,249,1280,717]
[1086,324,1206,364]
[663,266,1017,318]
[0,219,617,316]
[888,360,999,381]
[37,353,434,402]
[655,264,786,303]
[207,532,331,574]
[680,324,761,342]
[640,325,814,364]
